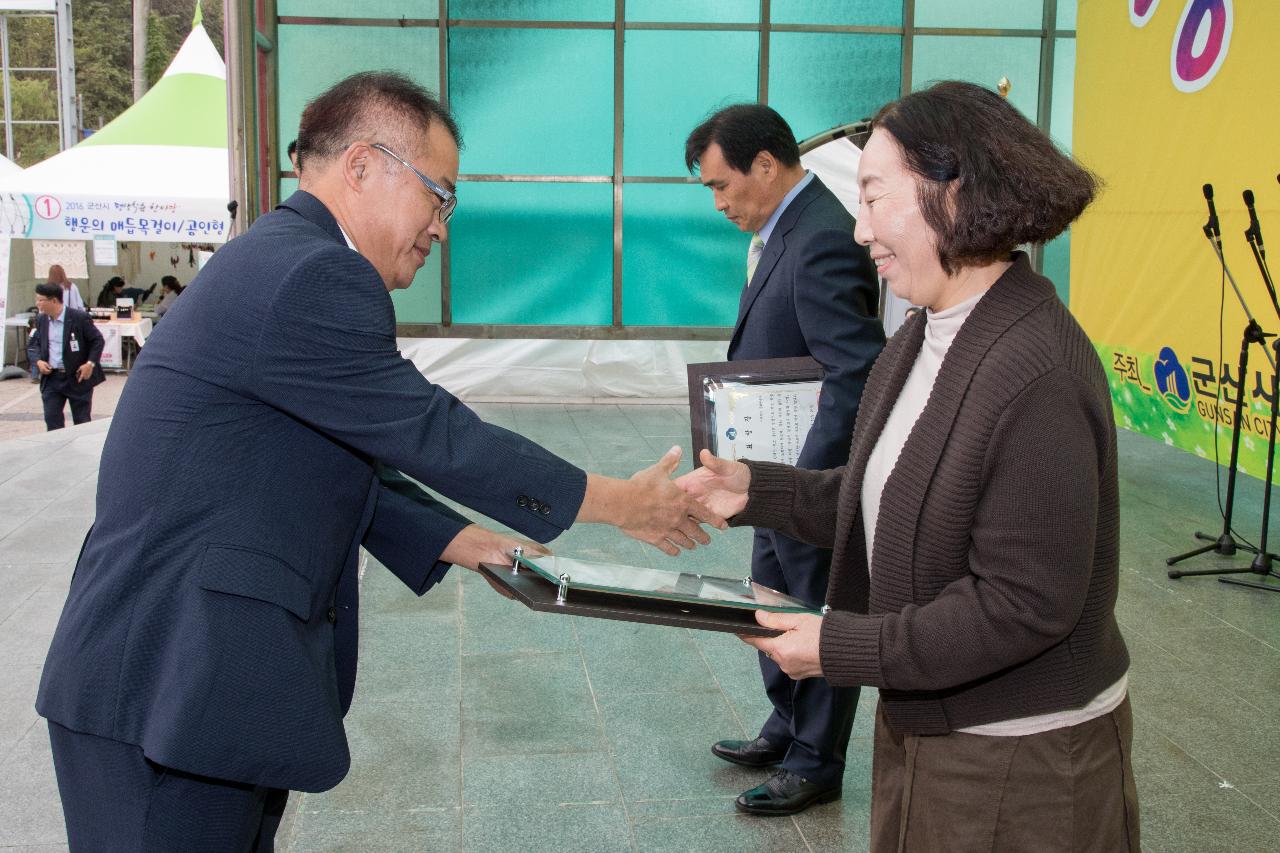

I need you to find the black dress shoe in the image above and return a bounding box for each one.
[734,769,841,816]
[711,736,786,767]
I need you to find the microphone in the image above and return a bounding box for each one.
[1203,183,1222,246]
[1244,189,1265,259]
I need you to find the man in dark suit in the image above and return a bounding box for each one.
[37,72,720,852]
[686,104,885,815]
[26,282,105,430]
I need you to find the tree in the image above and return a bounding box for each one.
[78,0,223,130]
[74,0,134,131]
[0,0,224,161]
[145,10,178,88]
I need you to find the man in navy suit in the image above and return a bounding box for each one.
[26,282,105,430]
[37,72,720,852]
[686,104,884,815]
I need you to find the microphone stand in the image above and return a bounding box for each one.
[1168,199,1278,573]
[1205,231,1277,374]
[1213,206,1280,593]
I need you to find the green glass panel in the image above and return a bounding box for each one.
[449,28,613,175]
[1044,35,1075,305]
[772,0,902,26]
[769,33,901,143]
[910,35,1041,122]
[1057,0,1077,30]
[276,175,445,318]
[276,25,439,171]
[277,0,438,17]
[626,1,756,23]
[1050,37,1075,154]
[450,182,613,325]
[274,177,442,323]
[450,0,613,21]
[622,183,744,327]
[914,0,1043,29]
[1043,229,1070,304]
[391,251,443,323]
[623,30,757,177]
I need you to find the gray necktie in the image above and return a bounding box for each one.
[746,232,765,286]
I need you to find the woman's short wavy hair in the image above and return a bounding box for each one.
[872,80,1099,275]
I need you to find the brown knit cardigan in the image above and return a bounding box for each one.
[735,254,1129,735]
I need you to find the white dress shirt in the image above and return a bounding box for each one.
[47,310,66,369]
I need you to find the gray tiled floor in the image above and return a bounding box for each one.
[1,405,1279,852]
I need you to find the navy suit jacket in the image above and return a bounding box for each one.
[728,175,883,473]
[26,307,106,395]
[37,191,587,793]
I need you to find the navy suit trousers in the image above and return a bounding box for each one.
[725,176,877,788]
[40,372,92,431]
[751,529,858,786]
[48,722,288,852]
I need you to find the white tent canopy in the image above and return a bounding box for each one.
[0,20,228,368]
[0,22,229,244]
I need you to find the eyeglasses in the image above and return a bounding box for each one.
[372,142,457,224]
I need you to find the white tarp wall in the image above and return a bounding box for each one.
[397,338,729,402]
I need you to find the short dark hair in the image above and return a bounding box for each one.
[871,80,1098,274]
[296,72,461,166]
[107,276,125,289]
[685,104,800,174]
[161,275,183,293]
[34,282,62,301]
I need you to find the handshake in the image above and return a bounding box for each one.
[445,447,754,569]
[578,445,753,555]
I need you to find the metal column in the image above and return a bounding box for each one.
[55,0,77,149]
[224,0,252,236]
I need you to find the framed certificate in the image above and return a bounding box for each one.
[687,357,824,467]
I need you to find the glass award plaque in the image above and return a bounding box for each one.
[516,555,817,614]
[478,552,822,637]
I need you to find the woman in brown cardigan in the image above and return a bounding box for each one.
[680,81,1139,852]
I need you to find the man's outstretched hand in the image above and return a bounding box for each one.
[442,523,548,572]
[578,446,727,556]
[442,524,550,600]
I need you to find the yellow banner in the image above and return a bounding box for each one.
[1073,1,1280,476]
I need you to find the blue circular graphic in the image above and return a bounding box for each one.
[1154,346,1192,413]
[725,427,737,441]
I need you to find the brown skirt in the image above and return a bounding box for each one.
[869,696,1141,853]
